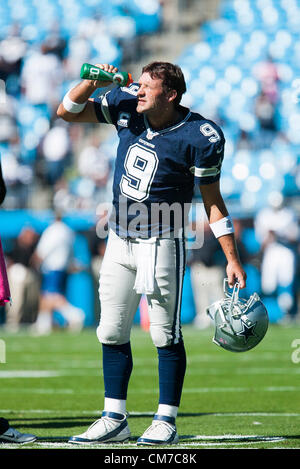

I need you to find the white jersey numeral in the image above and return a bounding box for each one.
[120,144,158,201]
[200,123,220,143]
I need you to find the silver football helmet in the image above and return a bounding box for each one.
[207,279,269,352]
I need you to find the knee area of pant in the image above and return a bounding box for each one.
[96,325,127,345]
[150,326,172,348]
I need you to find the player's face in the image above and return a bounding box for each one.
[136,72,169,114]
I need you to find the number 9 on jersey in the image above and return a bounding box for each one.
[120,144,159,202]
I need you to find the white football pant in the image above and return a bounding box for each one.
[96,229,186,347]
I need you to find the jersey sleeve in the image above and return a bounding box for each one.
[93,83,139,126]
[189,122,225,185]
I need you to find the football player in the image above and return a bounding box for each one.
[57,62,246,445]
[0,162,37,444]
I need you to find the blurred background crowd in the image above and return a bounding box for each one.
[0,0,299,333]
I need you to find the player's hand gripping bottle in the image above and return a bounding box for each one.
[80,63,133,87]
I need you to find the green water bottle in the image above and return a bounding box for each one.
[80,63,133,87]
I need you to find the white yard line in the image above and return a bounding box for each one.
[0,409,299,417]
[2,384,299,394]
[1,366,300,377]
[0,436,287,450]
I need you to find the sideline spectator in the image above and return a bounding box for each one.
[188,221,224,329]
[5,226,40,331]
[255,200,299,321]
[38,119,71,185]
[0,23,27,90]
[253,55,280,104]
[188,217,253,329]
[254,90,278,149]
[0,95,19,145]
[21,42,63,110]
[41,23,67,60]
[30,212,85,335]
[255,91,277,132]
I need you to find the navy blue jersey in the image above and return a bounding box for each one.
[93,84,225,237]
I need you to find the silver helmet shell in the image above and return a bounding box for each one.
[207,279,269,352]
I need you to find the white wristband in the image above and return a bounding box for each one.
[209,216,234,238]
[63,91,87,113]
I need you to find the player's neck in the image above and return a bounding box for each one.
[146,107,183,131]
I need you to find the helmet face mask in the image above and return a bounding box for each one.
[207,279,269,352]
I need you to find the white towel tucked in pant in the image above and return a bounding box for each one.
[133,238,157,295]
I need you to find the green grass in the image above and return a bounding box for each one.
[0,323,300,449]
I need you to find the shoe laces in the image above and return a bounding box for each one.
[85,416,123,438]
[144,420,175,438]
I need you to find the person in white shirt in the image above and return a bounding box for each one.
[31,212,85,335]
[21,43,63,108]
[255,199,299,321]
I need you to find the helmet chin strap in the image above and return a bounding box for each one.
[224,278,240,300]
[223,279,255,329]
[207,279,262,333]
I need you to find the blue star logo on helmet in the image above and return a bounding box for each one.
[236,320,258,343]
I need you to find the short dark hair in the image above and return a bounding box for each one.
[142,61,186,107]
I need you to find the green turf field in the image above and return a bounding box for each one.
[0,323,300,449]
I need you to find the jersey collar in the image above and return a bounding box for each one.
[143,106,191,140]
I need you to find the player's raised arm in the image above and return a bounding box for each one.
[57,63,119,123]
[199,180,247,289]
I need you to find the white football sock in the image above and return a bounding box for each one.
[104,398,127,416]
[157,404,178,420]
